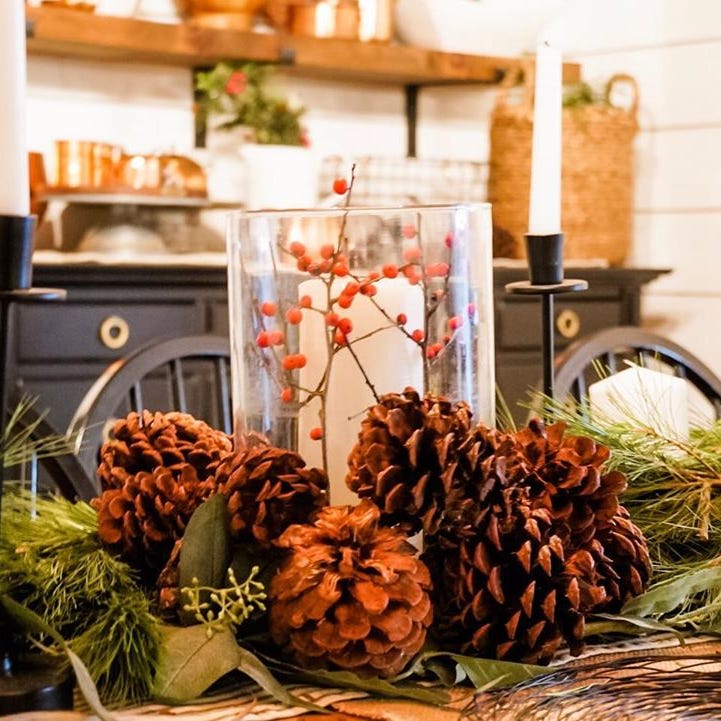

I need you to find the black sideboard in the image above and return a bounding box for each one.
[17,264,667,432]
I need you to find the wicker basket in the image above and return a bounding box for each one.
[488,72,638,264]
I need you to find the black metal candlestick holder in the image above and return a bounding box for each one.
[505,233,588,399]
[0,214,73,714]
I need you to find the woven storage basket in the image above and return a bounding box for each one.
[488,72,638,264]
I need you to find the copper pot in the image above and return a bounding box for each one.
[29,152,48,224]
[289,0,360,39]
[175,0,267,29]
[115,153,207,197]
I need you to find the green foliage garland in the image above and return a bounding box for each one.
[0,492,161,703]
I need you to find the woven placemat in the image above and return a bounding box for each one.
[10,636,721,721]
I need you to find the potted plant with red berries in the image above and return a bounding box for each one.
[195,62,318,208]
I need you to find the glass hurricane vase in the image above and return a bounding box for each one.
[227,203,495,504]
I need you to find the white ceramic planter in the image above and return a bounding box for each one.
[394,0,564,57]
[241,144,319,210]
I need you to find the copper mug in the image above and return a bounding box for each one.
[53,140,120,189]
[288,0,361,39]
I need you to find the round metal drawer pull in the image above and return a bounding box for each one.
[99,315,130,350]
[556,309,581,339]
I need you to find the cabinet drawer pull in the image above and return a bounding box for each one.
[99,315,130,350]
[556,309,581,339]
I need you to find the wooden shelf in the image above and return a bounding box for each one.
[26,6,581,85]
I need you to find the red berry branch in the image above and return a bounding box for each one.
[244,166,468,478]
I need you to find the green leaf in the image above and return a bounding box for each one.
[179,494,232,625]
[622,566,721,617]
[585,613,680,639]
[1,595,116,721]
[297,666,449,705]
[236,646,324,713]
[152,624,243,702]
[448,654,546,690]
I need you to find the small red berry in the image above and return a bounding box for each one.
[299,294,313,308]
[256,331,270,348]
[289,241,306,257]
[411,329,424,343]
[443,334,452,345]
[449,316,462,331]
[396,313,407,325]
[334,330,347,346]
[402,224,417,239]
[382,264,398,279]
[368,271,381,281]
[295,354,307,369]
[320,243,335,260]
[310,426,324,440]
[337,294,353,309]
[332,261,349,277]
[281,387,292,403]
[261,301,277,316]
[338,317,353,335]
[444,232,454,248]
[333,177,348,195]
[325,312,339,327]
[407,271,421,286]
[319,259,333,273]
[403,246,422,263]
[297,255,311,271]
[286,307,303,325]
[360,284,377,297]
[308,262,323,276]
[427,346,438,359]
[282,355,295,370]
[269,330,284,345]
[467,302,476,317]
[344,281,360,296]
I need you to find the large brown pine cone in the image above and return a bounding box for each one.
[346,387,472,534]
[97,410,232,490]
[93,464,212,583]
[425,418,651,665]
[213,445,328,546]
[269,500,433,677]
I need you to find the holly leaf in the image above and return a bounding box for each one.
[152,624,243,702]
[179,494,232,625]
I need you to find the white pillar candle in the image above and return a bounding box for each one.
[297,277,424,505]
[528,42,562,236]
[0,0,30,216]
[589,366,689,442]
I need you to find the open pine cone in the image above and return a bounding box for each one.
[269,500,433,677]
[93,465,212,583]
[346,387,472,534]
[425,418,651,664]
[213,445,328,546]
[97,410,232,490]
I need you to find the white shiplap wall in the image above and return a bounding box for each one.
[552,0,721,373]
[26,1,721,372]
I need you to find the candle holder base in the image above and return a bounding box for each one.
[505,278,589,400]
[525,233,564,286]
[0,215,71,714]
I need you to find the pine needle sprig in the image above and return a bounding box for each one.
[0,490,161,703]
[1,397,76,468]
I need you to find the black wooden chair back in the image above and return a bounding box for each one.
[67,334,232,486]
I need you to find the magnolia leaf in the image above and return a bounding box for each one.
[392,650,545,691]
[622,566,721,618]
[0,594,116,721]
[449,654,546,690]
[152,624,243,702]
[585,613,680,639]
[179,494,232,625]
[298,666,449,705]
